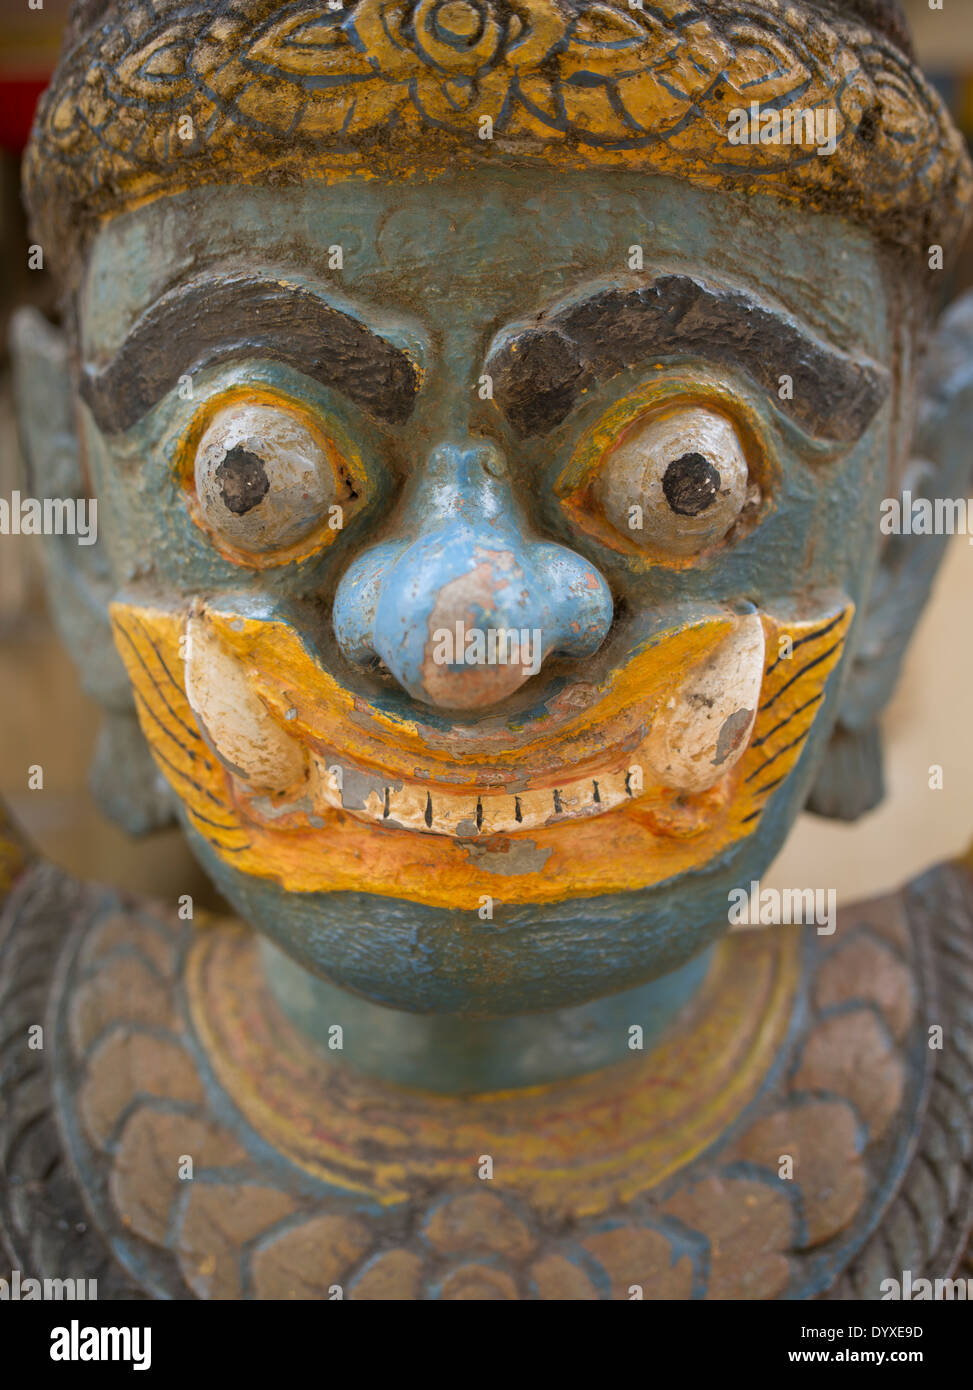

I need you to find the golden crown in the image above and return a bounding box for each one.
[24,0,973,283]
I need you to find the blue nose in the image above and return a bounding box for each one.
[333,443,613,710]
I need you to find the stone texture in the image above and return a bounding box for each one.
[69,956,176,1057]
[80,1033,203,1146]
[530,1253,599,1300]
[853,892,911,953]
[251,1213,372,1300]
[350,1250,424,1301]
[422,1191,533,1260]
[792,1009,905,1140]
[109,1109,248,1246]
[815,937,915,1041]
[439,1265,519,1300]
[77,911,174,975]
[180,1184,298,1299]
[733,1101,866,1247]
[582,1226,694,1300]
[664,1178,793,1300]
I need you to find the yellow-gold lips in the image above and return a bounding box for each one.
[110,596,852,909]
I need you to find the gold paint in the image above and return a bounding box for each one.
[110,595,853,908]
[176,383,369,570]
[187,918,800,1215]
[208,604,735,780]
[556,373,779,569]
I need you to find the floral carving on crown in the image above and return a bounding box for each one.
[222,0,735,136]
[24,0,973,281]
[353,0,564,89]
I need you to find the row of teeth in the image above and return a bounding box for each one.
[309,756,644,837]
[184,613,767,837]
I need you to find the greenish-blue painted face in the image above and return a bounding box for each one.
[78,167,901,1017]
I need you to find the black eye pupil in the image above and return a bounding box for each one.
[662,452,721,516]
[215,446,271,515]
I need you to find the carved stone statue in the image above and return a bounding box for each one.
[2,0,972,1299]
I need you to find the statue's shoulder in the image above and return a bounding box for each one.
[0,855,145,1297]
[3,845,972,1300]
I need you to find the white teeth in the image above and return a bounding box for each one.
[184,615,306,793]
[640,615,765,794]
[311,757,635,836]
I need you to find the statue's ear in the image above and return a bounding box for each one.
[807,290,973,821]
[9,307,175,834]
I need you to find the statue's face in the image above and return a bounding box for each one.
[78,167,897,1015]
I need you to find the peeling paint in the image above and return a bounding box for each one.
[462,838,553,877]
[249,793,318,822]
[339,766,403,811]
[715,707,754,765]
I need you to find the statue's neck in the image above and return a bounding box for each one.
[258,937,713,1094]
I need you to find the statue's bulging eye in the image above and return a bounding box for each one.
[193,403,343,556]
[594,405,755,556]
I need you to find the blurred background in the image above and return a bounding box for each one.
[0,0,970,908]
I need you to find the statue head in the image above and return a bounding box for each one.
[15,0,973,1016]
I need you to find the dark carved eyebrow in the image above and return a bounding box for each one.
[485,275,889,444]
[81,273,421,434]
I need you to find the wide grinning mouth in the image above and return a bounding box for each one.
[108,594,852,907]
[112,594,852,828]
[227,614,769,838]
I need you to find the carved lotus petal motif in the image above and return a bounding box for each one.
[249,11,374,79]
[723,20,814,104]
[503,0,566,67]
[351,0,564,81]
[22,0,973,317]
[414,0,505,76]
[115,30,196,100]
[567,3,650,61]
[416,66,514,123]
